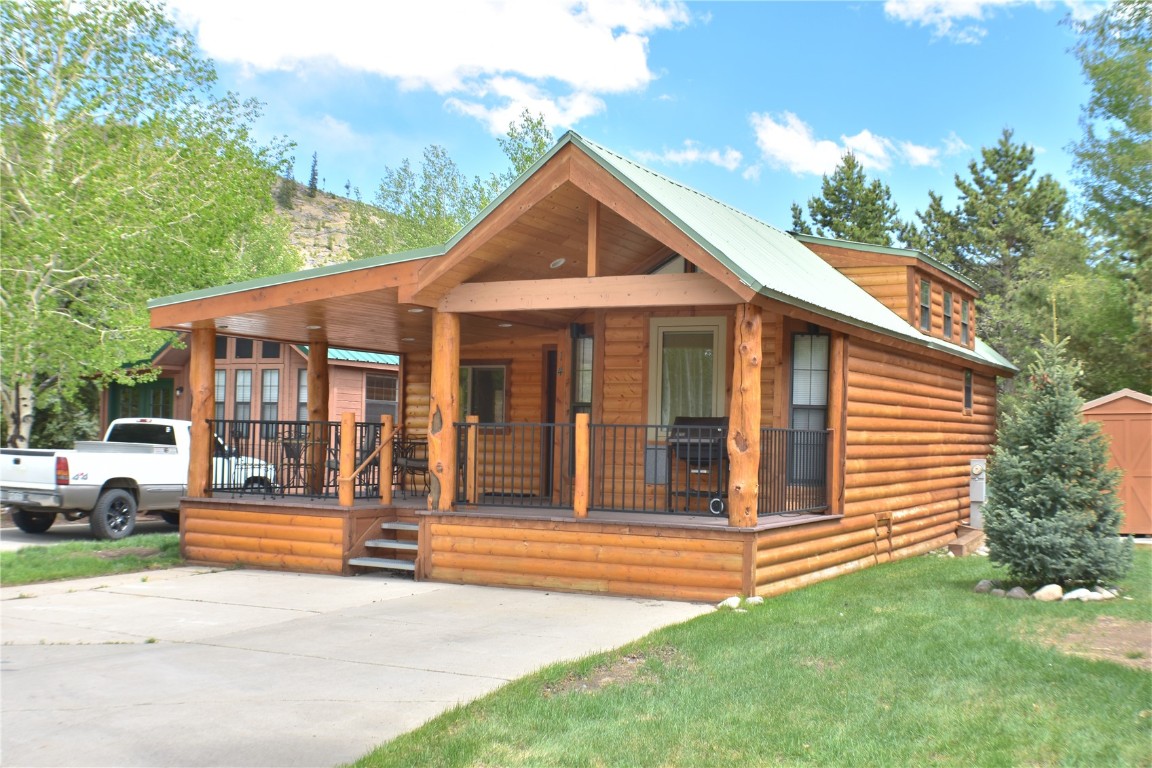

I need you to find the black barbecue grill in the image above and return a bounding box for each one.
[666,416,727,515]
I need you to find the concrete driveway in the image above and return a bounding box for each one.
[1,565,711,767]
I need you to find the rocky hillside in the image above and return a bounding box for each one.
[273,179,359,269]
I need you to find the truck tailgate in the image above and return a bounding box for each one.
[0,449,60,487]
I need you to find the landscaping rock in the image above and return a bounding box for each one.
[745,596,765,607]
[1033,584,1063,602]
[974,579,995,594]
[991,588,1006,597]
[1006,587,1031,600]
[1063,588,1093,602]
[717,596,742,609]
[1094,587,1117,600]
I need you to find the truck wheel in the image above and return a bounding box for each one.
[11,509,56,533]
[160,512,179,525]
[90,490,137,540]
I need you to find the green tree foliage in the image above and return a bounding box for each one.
[307,151,319,197]
[0,0,299,447]
[1069,0,1151,393]
[275,157,296,209]
[790,153,904,246]
[348,110,553,259]
[983,338,1132,586]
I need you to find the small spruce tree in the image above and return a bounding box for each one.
[307,152,319,198]
[983,337,1132,585]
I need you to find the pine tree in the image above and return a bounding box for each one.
[794,153,904,246]
[307,152,319,198]
[983,337,1132,586]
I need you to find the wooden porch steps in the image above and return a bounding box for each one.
[351,521,420,573]
[349,556,415,571]
[949,525,986,557]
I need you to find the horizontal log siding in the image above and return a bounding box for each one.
[601,310,648,425]
[180,500,390,575]
[759,311,782,425]
[425,515,747,602]
[844,341,996,560]
[837,265,910,319]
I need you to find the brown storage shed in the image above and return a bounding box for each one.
[1082,389,1152,536]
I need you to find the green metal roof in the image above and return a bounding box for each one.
[298,346,399,366]
[549,132,1014,372]
[145,130,1014,373]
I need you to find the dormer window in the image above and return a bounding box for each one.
[961,300,971,345]
[943,291,954,339]
[919,280,931,333]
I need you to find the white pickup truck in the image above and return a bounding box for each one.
[0,418,276,540]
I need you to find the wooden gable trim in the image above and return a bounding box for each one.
[150,260,424,330]
[565,152,756,302]
[439,272,743,314]
[405,150,577,305]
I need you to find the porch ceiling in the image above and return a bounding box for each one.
[152,179,684,355]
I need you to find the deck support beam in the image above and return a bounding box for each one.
[187,323,215,498]
[727,304,762,527]
[307,340,330,495]
[428,310,459,512]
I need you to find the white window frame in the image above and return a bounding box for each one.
[647,316,727,426]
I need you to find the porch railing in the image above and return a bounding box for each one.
[454,422,575,509]
[453,421,831,518]
[207,418,390,500]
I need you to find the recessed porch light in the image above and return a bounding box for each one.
[497,323,513,328]
[305,325,322,331]
[407,307,425,314]
[549,258,566,269]
[401,337,416,342]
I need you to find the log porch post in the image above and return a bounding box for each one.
[338,411,356,507]
[380,414,394,505]
[187,323,215,498]
[727,304,762,527]
[307,340,330,494]
[828,333,847,516]
[428,310,459,512]
[573,412,590,518]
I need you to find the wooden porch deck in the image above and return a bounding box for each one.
[178,491,859,601]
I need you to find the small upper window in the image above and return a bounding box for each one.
[919,280,931,333]
[961,300,971,345]
[235,338,253,359]
[943,291,954,338]
[261,341,281,359]
[215,336,228,359]
[964,369,973,412]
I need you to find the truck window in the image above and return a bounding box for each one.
[106,423,177,445]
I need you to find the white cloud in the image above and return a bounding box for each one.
[843,129,895,171]
[169,0,690,133]
[899,141,940,167]
[636,140,743,171]
[882,0,1103,44]
[749,112,843,176]
[750,112,966,176]
[742,164,761,182]
[943,131,970,156]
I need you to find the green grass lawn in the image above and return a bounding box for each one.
[0,533,183,586]
[351,548,1152,768]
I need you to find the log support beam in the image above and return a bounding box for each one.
[187,324,216,498]
[574,412,590,518]
[428,310,459,512]
[307,341,330,495]
[727,304,762,527]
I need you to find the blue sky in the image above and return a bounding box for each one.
[168,0,1102,233]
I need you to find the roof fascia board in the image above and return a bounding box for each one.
[148,246,441,311]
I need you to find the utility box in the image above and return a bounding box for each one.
[969,459,987,528]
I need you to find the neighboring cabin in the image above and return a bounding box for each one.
[101,338,398,430]
[145,131,1016,601]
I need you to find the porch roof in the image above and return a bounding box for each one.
[147,131,1015,373]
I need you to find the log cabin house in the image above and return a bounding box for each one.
[147,132,1016,602]
[100,340,399,433]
